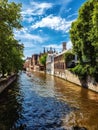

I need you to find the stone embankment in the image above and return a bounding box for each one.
[65,70,98,92]
[54,70,98,93]
[0,74,16,93]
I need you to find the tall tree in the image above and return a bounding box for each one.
[39,54,47,70]
[0,0,23,76]
[70,0,98,78]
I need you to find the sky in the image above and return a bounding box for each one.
[9,0,86,58]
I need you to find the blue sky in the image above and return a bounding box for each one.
[9,0,86,58]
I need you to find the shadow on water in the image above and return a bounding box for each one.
[0,78,23,130]
[0,72,88,130]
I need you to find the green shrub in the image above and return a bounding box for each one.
[64,51,75,63]
[70,63,98,81]
[71,64,87,79]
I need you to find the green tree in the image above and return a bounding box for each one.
[70,0,98,80]
[39,54,47,69]
[64,50,75,68]
[0,0,23,77]
[6,39,24,74]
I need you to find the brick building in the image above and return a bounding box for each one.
[31,54,39,71]
[54,42,67,77]
[23,57,32,72]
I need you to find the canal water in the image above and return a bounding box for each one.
[0,72,98,130]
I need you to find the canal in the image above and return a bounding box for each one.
[0,72,98,130]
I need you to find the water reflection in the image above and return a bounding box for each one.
[0,72,98,130]
[0,81,23,130]
[53,77,98,130]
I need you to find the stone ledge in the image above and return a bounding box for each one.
[0,74,16,94]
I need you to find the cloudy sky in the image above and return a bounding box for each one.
[9,0,86,58]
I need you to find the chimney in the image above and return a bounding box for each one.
[62,42,66,51]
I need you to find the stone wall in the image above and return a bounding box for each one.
[54,70,98,93]
[65,70,82,86]
[54,71,66,79]
[0,75,16,93]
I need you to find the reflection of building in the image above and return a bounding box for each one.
[46,53,56,75]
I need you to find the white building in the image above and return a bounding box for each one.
[46,53,56,75]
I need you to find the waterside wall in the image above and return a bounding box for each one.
[54,70,98,93]
[0,74,16,94]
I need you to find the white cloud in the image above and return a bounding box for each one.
[24,49,34,58]
[56,0,73,15]
[45,41,72,51]
[56,0,73,5]
[65,8,72,13]
[67,40,72,49]
[32,15,75,33]
[23,42,35,48]
[20,27,29,33]
[30,1,53,12]
[67,12,77,19]
[23,17,34,23]
[44,44,62,49]
[14,27,29,37]
[21,9,33,16]
[21,1,53,17]
[14,31,47,43]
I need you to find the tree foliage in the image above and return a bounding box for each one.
[70,0,98,81]
[64,50,75,63]
[64,50,75,68]
[39,54,47,67]
[0,0,24,77]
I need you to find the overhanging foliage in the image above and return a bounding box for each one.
[70,0,98,81]
[0,0,24,77]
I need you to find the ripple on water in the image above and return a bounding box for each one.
[0,72,95,130]
[20,94,76,129]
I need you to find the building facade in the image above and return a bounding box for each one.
[31,54,39,71]
[54,50,66,77]
[46,53,56,75]
[23,57,32,72]
[54,42,67,78]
